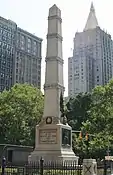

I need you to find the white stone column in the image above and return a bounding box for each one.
[83,159,97,175]
[43,4,64,120]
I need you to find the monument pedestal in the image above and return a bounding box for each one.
[28,118,78,163]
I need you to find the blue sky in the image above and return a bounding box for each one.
[0,0,113,96]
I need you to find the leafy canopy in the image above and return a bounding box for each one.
[0,83,44,146]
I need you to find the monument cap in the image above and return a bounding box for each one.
[49,4,61,17]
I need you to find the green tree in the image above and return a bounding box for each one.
[66,92,92,130]
[0,84,44,146]
[79,79,113,159]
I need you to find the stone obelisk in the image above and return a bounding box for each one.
[28,4,78,163]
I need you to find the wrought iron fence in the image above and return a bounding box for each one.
[0,157,83,175]
[1,158,113,175]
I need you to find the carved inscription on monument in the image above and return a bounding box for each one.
[39,129,57,144]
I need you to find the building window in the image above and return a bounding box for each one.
[27,38,31,52]
[1,73,4,78]
[3,43,7,49]
[97,76,99,82]
[16,62,18,67]
[0,29,2,33]
[3,30,7,37]
[28,38,31,43]
[34,41,37,45]
[21,35,25,40]
[7,33,11,39]
[21,46,25,50]
[32,41,37,55]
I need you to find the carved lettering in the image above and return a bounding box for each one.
[39,129,57,144]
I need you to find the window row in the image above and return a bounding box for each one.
[0,24,14,32]
[17,34,38,47]
[0,30,13,39]
[0,42,13,50]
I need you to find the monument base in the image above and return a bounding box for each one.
[28,150,78,164]
[28,121,78,164]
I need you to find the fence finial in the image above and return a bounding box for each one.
[2,156,6,175]
[40,157,44,175]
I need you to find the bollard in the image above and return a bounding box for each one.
[40,157,44,175]
[1,157,6,175]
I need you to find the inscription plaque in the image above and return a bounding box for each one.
[39,129,57,144]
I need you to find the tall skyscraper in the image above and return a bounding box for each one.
[0,17,17,92]
[68,3,113,96]
[0,16,42,92]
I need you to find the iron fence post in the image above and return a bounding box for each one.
[40,157,44,175]
[104,159,107,175]
[1,157,6,175]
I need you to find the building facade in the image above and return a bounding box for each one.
[15,28,42,88]
[0,17,17,92]
[68,3,113,96]
[0,16,42,92]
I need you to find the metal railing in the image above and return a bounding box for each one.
[0,157,83,175]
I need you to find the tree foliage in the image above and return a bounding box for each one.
[1,79,113,158]
[0,84,44,146]
[71,80,113,159]
[81,80,113,158]
[66,80,113,159]
[66,92,92,131]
